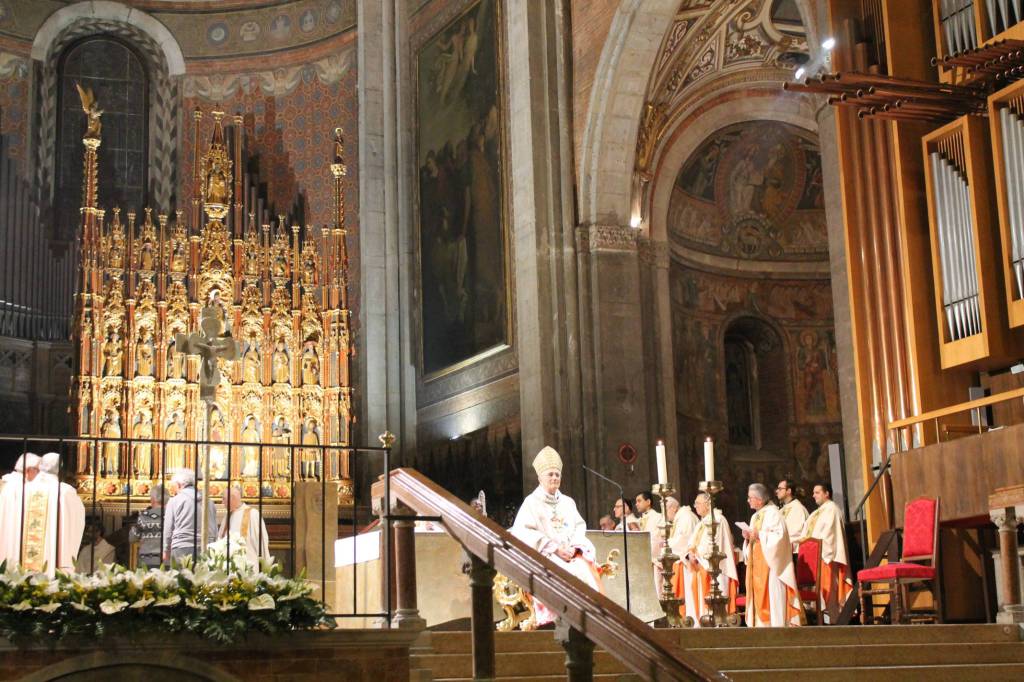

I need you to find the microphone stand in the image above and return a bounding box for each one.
[581,464,631,614]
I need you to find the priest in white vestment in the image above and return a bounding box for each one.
[666,496,700,558]
[796,483,853,621]
[511,446,602,627]
[32,453,86,575]
[0,453,41,570]
[776,479,809,552]
[218,486,271,566]
[742,483,804,627]
[75,524,116,572]
[612,497,639,531]
[675,492,738,626]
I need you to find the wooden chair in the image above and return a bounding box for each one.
[795,538,823,624]
[857,496,942,624]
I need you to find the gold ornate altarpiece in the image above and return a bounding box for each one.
[71,92,354,504]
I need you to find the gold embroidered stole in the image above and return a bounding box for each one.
[21,489,49,572]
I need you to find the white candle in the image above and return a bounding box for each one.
[703,437,715,482]
[655,440,668,486]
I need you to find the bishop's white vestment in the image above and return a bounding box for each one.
[743,504,804,627]
[32,471,85,575]
[218,503,272,566]
[511,487,602,626]
[0,471,27,569]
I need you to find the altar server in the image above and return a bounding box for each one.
[797,483,852,621]
[742,483,804,627]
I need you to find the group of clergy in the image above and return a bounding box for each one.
[0,453,85,575]
[654,478,852,627]
[0,455,271,575]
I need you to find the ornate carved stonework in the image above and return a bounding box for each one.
[71,102,354,504]
[576,225,639,254]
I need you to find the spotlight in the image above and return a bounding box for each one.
[794,67,806,80]
[1011,361,1024,375]
[629,215,641,228]
[821,37,836,51]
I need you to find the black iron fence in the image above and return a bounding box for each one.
[0,433,396,625]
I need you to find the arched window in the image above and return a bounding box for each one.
[56,36,148,237]
[723,316,788,453]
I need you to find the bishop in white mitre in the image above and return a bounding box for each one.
[34,453,86,575]
[511,446,602,626]
[218,486,272,566]
[674,491,738,626]
[796,483,852,620]
[0,454,41,570]
[742,483,804,627]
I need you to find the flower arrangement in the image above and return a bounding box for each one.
[0,555,335,645]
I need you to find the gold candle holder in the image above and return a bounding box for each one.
[697,479,739,627]
[652,482,684,627]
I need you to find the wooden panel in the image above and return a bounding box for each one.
[884,0,938,81]
[987,79,1024,328]
[893,421,1024,523]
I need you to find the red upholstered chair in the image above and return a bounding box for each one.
[857,496,942,624]
[796,538,823,624]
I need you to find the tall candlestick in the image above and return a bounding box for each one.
[655,440,668,485]
[704,437,715,482]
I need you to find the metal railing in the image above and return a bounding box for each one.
[0,433,394,624]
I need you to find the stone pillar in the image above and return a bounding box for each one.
[554,620,595,682]
[469,557,497,681]
[392,503,425,629]
[576,224,653,513]
[505,0,586,497]
[991,508,1024,624]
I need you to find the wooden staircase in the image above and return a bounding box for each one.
[411,624,1024,681]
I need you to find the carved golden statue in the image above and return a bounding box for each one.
[134,412,153,477]
[164,412,185,471]
[242,338,261,383]
[166,341,184,380]
[75,82,103,139]
[271,416,291,479]
[301,345,320,385]
[100,410,121,475]
[241,415,260,477]
[102,332,122,377]
[272,340,290,383]
[136,330,154,377]
[301,417,320,480]
[170,241,186,272]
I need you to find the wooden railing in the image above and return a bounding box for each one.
[373,468,724,682]
[888,385,1024,450]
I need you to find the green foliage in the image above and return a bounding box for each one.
[0,559,336,647]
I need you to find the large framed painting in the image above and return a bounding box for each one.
[415,0,510,378]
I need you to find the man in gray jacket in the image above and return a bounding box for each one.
[130,484,168,568]
[162,469,216,564]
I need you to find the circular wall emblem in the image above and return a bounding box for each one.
[617,443,638,466]
[207,22,229,46]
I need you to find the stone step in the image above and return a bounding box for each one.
[724,663,1024,681]
[420,623,1020,655]
[431,677,636,682]
[410,651,629,679]
[692,642,1024,670]
[674,623,1022,649]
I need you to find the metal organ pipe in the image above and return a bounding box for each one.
[1001,104,1024,298]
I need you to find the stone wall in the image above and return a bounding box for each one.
[1,631,416,682]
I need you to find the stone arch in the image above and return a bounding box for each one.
[30,1,184,238]
[576,0,679,228]
[649,89,819,246]
[19,651,242,682]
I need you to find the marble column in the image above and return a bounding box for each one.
[991,508,1024,624]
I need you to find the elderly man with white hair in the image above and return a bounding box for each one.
[162,469,216,564]
[218,486,271,567]
[511,446,602,627]
[0,453,41,569]
[31,453,86,575]
[741,482,804,627]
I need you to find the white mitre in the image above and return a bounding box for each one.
[39,452,62,475]
[532,446,562,477]
[14,453,40,472]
